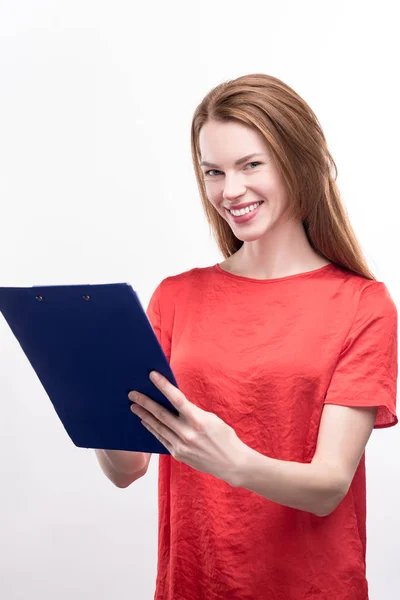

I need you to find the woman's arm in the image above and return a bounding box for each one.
[94,449,152,488]
[233,404,378,517]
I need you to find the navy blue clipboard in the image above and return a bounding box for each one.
[0,283,179,454]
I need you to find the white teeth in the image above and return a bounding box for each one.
[229,201,262,216]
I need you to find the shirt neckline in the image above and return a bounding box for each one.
[213,262,337,283]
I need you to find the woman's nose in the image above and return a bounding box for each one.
[222,173,246,200]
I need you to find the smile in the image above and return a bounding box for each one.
[225,201,264,224]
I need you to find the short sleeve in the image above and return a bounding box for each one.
[145,279,172,363]
[146,282,162,344]
[324,282,398,428]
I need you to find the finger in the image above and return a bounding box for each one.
[141,419,174,454]
[149,371,197,419]
[131,396,186,439]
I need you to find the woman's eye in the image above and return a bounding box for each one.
[204,161,261,177]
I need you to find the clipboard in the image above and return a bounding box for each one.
[0,282,179,454]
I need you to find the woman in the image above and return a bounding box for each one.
[95,74,398,599]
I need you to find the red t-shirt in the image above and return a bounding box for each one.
[145,262,398,600]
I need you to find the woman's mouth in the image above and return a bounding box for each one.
[226,201,264,224]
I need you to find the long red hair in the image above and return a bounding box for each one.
[190,73,375,280]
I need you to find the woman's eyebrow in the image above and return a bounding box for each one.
[199,152,266,168]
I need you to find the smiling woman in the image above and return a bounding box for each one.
[95,73,398,600]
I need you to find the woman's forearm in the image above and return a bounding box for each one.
[94,449,150,487]
[233,445,348,517]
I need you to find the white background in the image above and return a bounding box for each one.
[0,1,399,598]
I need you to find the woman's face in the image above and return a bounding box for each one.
[198,120,291,241]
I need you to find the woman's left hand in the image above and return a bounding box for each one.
[128,371,246,487]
